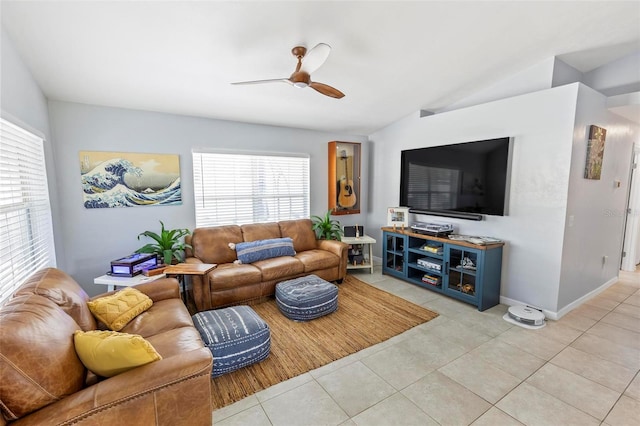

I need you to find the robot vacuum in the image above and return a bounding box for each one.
[503,305,546,329]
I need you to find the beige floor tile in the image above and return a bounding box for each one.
[255,372,314,402]
[439,353,521,404]
[624,293,640,307]
[422,297,474,317]
[351,393,439,426]
[571,333,640,369]
[261,381,349,426]
[361,342,436,390]
[604,395,640,426]
[601,311,640,333]
[550,346,637,393]
[614,302,640,319]
[559,311,598,331]
[213,395,260,423]
[497,327,567,360]
[215,404,272,426]
[572,303,612,321]
[456,309,514,337]
[496,382,600,426]
[402,371,491,426]
[526,363,620,420]
[608,282,639,295]
[624,374,640,401]
[471,407,524,425]
[394,284,443,305]
[600,287,635,302]
[470,339,546,380]
[428,318,493,351]
[316,361,396,417]
[586,321,640,351]
[585,296,621,311]
[533,319,584,344]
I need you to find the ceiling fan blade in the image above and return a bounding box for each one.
[309,82,345,99]
[300,43,331,74]
[231,78,292,85]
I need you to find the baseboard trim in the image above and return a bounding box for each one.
[500,275,620,321]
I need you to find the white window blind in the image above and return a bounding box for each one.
[0,118,56,305]
[192,151,310,227]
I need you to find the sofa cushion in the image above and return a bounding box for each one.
[73,330,162,377]
[0,294,86,420]
[87,288,153,331]
[241,222,281,242]
[234,237,296,264]
[206,263,262,290]
[191,225,243,264]
[253,256,305,281]
[279,219,317,252]
[296,249,341,272]
[145,327,205,358]
[14,267,97,331]
[120,298,195,338]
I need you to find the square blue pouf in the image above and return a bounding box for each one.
[275,274,338,321]
[192,306,270,377]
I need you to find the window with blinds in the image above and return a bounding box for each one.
[0,118,56,304]
[192,151,310,227]
[407,163,460,210]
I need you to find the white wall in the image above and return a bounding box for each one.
[558,85,638,311]
[369,84,582,313]
[47,101,368,295]
[0,28,65,268]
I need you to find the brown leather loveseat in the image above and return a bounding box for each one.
[186,218,348,312]
[0,268,213,426]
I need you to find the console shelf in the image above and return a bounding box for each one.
[382,227,504,311]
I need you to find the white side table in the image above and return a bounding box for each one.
[342,235,376,274]
[94,273,166,292]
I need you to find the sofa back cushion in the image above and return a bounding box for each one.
[279,219,317,252]
[0,294,86,420]
[241,222,281,242]
[191,225,243,264]
[14,267,97,331]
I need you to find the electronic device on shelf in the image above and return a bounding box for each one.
[410,221,454,236]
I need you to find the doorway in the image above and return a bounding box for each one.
[621,143,640,271]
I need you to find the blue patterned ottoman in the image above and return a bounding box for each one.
[192,306,270,377]
[275,275,338,321]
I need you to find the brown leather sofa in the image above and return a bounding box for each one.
[186,219,348,312]
[0,268,213,426]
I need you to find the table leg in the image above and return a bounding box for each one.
[368,243,374,274]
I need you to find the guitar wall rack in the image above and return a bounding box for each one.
[328,141,361,215]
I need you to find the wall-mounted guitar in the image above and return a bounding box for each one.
[338,150,357,208]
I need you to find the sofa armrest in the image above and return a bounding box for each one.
[185,256,203,265]
[90,278,181,304]
[11,348,213,426]
[317,240,349,279]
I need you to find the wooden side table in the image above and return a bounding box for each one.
[94,273,166,292]
[164,263,217,303]
[342,235,376,274]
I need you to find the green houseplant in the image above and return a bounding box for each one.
[311,210,343,241]
[136,220,192,265]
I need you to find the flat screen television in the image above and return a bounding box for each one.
[400,137,512,220]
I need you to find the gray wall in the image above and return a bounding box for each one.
[47,101,368,296]
[0,28,65,269]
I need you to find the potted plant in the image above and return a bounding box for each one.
[311,210,343,241]
[136,220,192,265]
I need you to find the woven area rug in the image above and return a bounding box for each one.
[210,274,438,409]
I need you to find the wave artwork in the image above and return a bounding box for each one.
[79,151,182,209]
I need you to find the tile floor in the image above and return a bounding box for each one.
[212,267,640,425]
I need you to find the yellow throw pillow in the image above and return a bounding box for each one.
[73,330,162,377]
[87,287,153,331]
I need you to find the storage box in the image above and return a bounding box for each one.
[110,253,158,277]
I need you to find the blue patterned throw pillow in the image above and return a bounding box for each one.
[234,237,296,264]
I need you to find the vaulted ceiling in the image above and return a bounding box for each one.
[2,1,639,135]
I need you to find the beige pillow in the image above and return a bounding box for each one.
[73,330,162,377]
[87,287,152,331]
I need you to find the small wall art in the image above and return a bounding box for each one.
[387,207,409,228]
[79,151,182,208]
[584,125,606,180]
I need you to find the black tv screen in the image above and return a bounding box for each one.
[400,137,512,219]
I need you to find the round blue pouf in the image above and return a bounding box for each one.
[275,274,338,321]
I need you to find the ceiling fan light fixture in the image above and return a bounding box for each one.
[293,82,308,89]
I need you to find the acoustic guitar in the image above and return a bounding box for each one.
[338,150,357,208]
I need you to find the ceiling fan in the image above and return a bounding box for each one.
[231,43,345,99]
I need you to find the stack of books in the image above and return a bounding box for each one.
[421,274,440,286]
[420,243,443,255]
